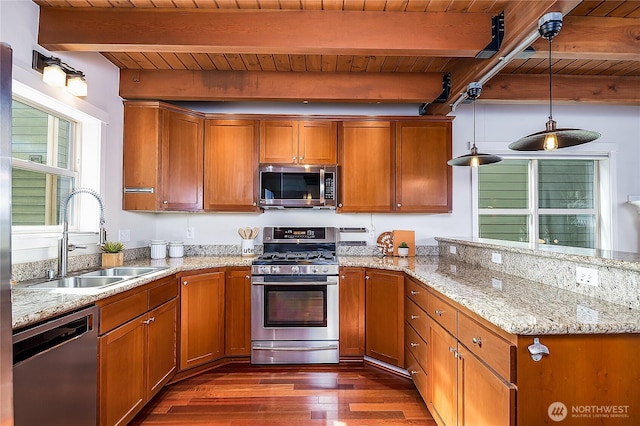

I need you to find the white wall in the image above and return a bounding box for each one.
[3,1,639,262]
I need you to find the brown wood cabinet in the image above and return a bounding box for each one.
[179,269,225,370]
[204,119,260,212]
[339,266,366,358]
[395,121,451,212]
[338,119,452,213]
[429,319,458,426]
[338,121,395,212]
[97,276,178,426]
[260,119,337,164]
[365,269,404,367]
[123,101,203,211]
[224,267,252,357]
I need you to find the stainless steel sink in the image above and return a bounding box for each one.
[27,276,124,289]
[82,267,164,277]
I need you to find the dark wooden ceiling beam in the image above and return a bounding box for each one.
[482,74,640,104]
[425,0,583,115]
[119,70,445,103]
[38,7,493,57]
[530,16,640,61]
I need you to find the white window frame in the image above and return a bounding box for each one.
[473,154,612,251]
[11,81,103,245]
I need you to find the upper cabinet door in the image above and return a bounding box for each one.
[259,120,299,163]
[204,119,260,212]
[159,110,204,211]
[338,121,394,213]
[395,121,452,213]
[299,121,338,164]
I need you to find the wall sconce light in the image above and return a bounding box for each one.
[32,50,88,97]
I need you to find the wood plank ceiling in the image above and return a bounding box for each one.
[33,0,640,115]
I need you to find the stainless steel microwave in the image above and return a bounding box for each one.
[258,165,337,209]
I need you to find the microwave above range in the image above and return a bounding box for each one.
[258,164,337,209]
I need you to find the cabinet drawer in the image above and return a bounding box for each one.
[406,277,429,310]
[149,276,178,309]
[406,349,429,403]
[405,299,428,341]
[427,293,457,336]
[99,290,148,335]
[405,319,428,372]
[458,312,515,382]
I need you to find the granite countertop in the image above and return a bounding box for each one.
[12,255,640,336]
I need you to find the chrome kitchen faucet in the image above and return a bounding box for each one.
[58,187,107,277]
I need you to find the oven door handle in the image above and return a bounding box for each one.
[252,344,338,351]
[251,280,338,286]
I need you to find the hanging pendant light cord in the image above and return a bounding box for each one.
[472,99,477,148]
[548,37,553,121]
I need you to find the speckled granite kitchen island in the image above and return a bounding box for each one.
[13,254,640,335]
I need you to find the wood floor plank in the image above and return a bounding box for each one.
[131,363,435,425]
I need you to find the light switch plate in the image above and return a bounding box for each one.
[449,246,457,254]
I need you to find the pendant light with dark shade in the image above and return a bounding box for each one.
[448,82,502,167]
[508,12,600,151]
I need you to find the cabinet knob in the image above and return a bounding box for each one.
[397,203,401,208]
[472,337,482,346]
[299,156,304,161]
[183,280,188,286]
[245,275,250,280]
[410,342,419,348]
[410,370,419,376]
[143,317,155,325]
[365,275,370,280]
[340,275,345,279]
[253,202,257,206]
[435,309,444,316]
[411,315,419,320]
[292,156,297,161]
[410,290,419,296]
[162,200,168,204]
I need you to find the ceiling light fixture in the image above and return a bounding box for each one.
[32,50,88,97]
[448,82,502,168]
[508,12,600,151]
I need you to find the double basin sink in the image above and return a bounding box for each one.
[26,267,167,290]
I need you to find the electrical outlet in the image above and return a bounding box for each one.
[576,266,599,286]
[491,252,502,264]
[450,264,457,273]
[449,245,457,254]
[118,229,130,242]
[491,278,503,290]
[576,305,599,324]
[186,227,195,239]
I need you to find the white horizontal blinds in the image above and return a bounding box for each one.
[538,160,596,249]
[11,99,76,226]
[478,160,528,209]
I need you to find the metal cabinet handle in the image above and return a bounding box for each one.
[162,200,168,204]
[410,342,419,348]
[292,156,297,161]
[245,275,250,280]
[410,315,419,320]
[299,156,304,161]
[435,309,443,316]
[397,203,401,207]
[338,203,343,208]
[252,202,257,206]
[365,275,370,280]
[183,280,188,286]
[472,337,482,346]
[143,317,155,325]
[410,370,419,376]
[410,290,419,295]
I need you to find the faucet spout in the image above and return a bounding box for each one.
[58,187,107,278]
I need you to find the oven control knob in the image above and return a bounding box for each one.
[312,267,319,273]
[272,266,280,274]
[322,266,329,273]
[291,265,300,273]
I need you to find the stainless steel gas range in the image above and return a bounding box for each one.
[251,226,339,364]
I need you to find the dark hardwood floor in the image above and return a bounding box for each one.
[131,362,436,425]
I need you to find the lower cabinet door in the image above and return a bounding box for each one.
[99,317,146,426]
[458,347,515,426]
[180,270,225,369]
[225,268,252,356]
[429,320,458,426]
[147,299,177,398]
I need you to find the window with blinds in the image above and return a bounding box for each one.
[478,159,598,249]
[11,99,77,226]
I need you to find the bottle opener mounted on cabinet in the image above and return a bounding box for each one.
[528,338,550,361]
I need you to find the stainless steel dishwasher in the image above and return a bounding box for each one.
[13,305,99,426]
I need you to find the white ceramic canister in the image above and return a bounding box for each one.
[241,239,255,257]
[150,240,167,259]
[168,241,184,258]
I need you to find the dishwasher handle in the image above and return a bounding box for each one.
[13,306,98,365]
